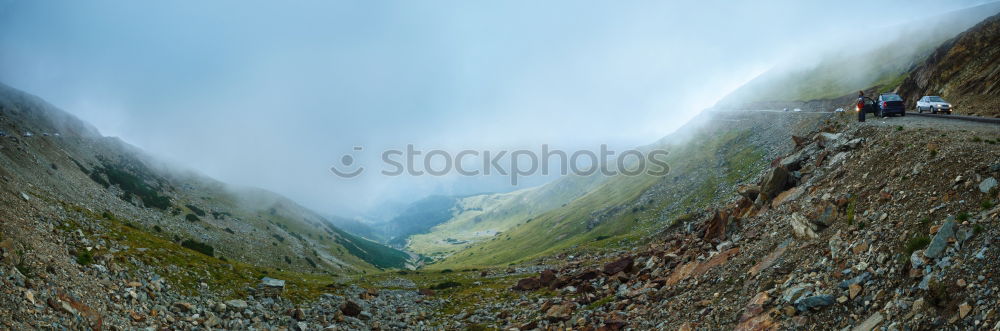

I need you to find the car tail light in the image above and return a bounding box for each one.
[881,101,887,108]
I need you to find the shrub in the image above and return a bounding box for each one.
[904,236,931,255]
[957,212,970,222]
[181,239,214,257]
[185,214,200,222]
[153,225,163,232]
[430,281,461,290]
[185,204,206,217]
[982,200,995,210]
[76,250,94,265]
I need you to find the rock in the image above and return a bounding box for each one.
[789,213,818,239]
[512,277,540,291]
[849,284,862,299]
[771,187,804,207]
[418,288,435,296]
[924,219,956,259]
[49,297,77,315]
[214,303,227,312]
[852,312,884,331]
[539,269,557,287]
[980,177,997,193]
[19,192,30,201]
[340,300,362,317]
[781,285,809,303]
[839,272,871,289]
[226,299,248,311]
[173,301,194,312]
[760,166,791,201]
[25,290,35,305]
[794,295,834,312]
[703,209,731,242]
[293,308,306,320]
[738,185,760,201]
[910,250,925,269]
[296,321,309,331]
[959,302,972,318]
[544,302,574,321]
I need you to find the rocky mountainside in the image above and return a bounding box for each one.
[0,81,410,278]
[897,12,1000,117]
[459,113,1000,330]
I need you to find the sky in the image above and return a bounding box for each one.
[0,0,989,217]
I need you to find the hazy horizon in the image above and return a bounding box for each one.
[0,0,989,218]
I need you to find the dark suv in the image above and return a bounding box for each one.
[876,93,905,117]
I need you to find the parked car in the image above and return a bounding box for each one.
[916,96,953,114]
[0,131,6,137]
[876,93,905,117]
[23,131,33,137]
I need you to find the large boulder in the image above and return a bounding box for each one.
[759,166,791,201]
[603,256,635,275]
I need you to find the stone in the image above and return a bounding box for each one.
[794,295,835,312]
[49,297,77,315]
[790,213,818,239]
[603,256,634,275]
[513,277,540,291]
[910,250,925,269]
[173,301,193,312]
[341,301,362,317]
[980,177,997,193]
[544,302,574,321]
[738,185,761,201]
[226,299,248,311]
[293,308,306,320]
[852,312,884,331]
[539,269,557,287]
[760,166,791,201]
[25,290,35,305]
[924,219,956,259]
[19,192,30,201]
[839,272,871,289]
[849,284,862,299]
[959,302,972,318]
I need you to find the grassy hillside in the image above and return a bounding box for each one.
[406,174,606,259]
[433,127,768,268]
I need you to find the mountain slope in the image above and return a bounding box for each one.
[898,12,1000,117]
[0,82,409,273]
[717,2,1000,108]
[432,110,833,268]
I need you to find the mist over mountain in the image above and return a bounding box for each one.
[2,0,988,217]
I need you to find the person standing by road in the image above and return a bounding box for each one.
[857,91,866,122]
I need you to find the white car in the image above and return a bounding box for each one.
[916,96,952,114]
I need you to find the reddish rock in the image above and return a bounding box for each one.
[418,288,435,296]
[539,269,557,287]
[603,256,634,275]
[512,277,540,291]
[576,269,601,281]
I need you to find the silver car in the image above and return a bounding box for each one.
[916,96,953,114]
